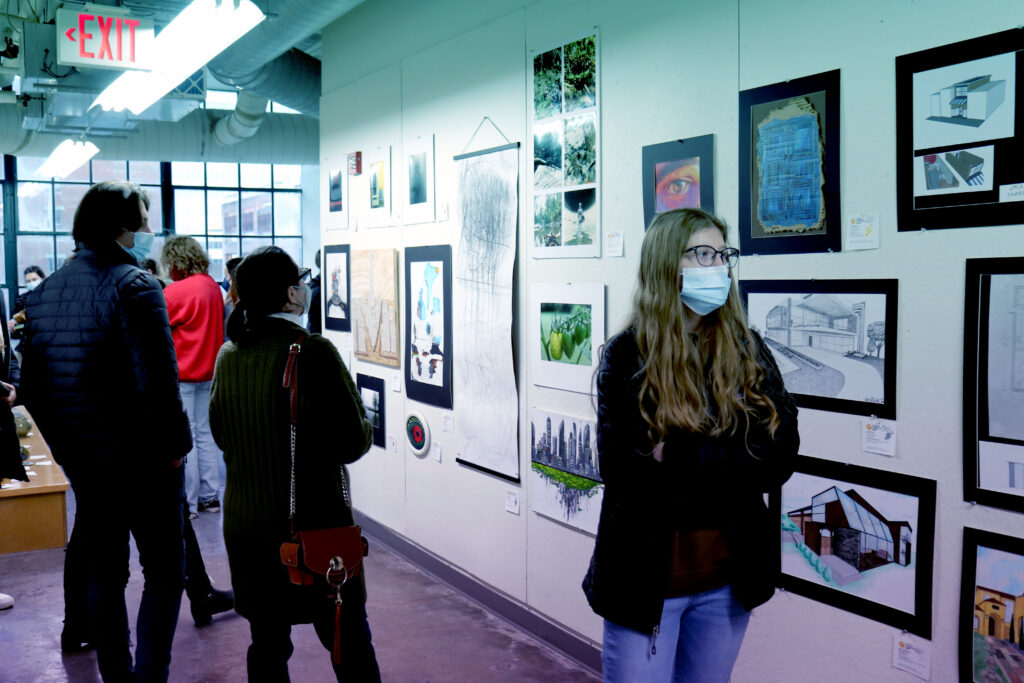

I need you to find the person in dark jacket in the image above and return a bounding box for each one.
[582,208,799,683]
[0,293,24,483]
[20,181,192,683]
[307,249,322,334]
[210,246,381,681]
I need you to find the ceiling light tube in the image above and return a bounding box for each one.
[35,139,100,180]
[91,0,264,116]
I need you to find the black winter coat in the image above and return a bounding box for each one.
[582,328,799,634]
[19,244,191,467]
[0,296,25,482]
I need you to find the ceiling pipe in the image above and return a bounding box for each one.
[212,90,270,147]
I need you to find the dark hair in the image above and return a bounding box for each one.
[225,257,243,280]
[140,258,159,274]
[23,265,45,279]
[226,246,300,342]
[73,181,150,248]
[315,249,321,270]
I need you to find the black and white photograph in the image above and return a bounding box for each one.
[357,373,386,448]
[964,257,1024,513]
[742,279,898,419]
[323,244,351,333]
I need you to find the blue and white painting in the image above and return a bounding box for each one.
[409,259,444,388]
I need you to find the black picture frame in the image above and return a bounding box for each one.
[896,28,1024,231]
[741,279,898,419]
[403,245,453,409]
[738,69,841,256]
[323,244,351,333]
[771,455,936,638]
[356,373,385,448]
[963,257,1024,513]
[959,527,1024,682]
[641,134,714,230]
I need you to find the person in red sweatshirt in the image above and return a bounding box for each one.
[162,236,226,519]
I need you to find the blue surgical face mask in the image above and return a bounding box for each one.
[291,283,312,316]
[679,265,731,316]
[119,230,154,263]
[25,279,41,291]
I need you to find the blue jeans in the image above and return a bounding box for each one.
[181,380,223,512]
[602,586,750,683]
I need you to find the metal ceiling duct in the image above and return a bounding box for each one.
[208,0,366,117]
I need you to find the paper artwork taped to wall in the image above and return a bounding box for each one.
[452,143,520,481]
[356,373,385,448]
[404,245,452,409]
[323,244,351,332]
[404,135,435,225]
[530,32,600,258]
[529,407,602,535]
[530,282,605,394]
[364,147,392,228]
[326,166,349,230]
[351,248,399,367]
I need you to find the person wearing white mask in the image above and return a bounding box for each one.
[8,266,47,345]
[582,208,800,683]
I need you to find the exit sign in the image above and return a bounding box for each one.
[56,7,154,71]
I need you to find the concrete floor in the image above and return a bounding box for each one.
[0,489,599,682]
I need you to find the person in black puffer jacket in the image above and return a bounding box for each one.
[20,181,192,683]
[582,208,799,683]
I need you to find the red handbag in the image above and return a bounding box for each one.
[278,334,367,664]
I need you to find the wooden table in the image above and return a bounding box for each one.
[0,410,69,554]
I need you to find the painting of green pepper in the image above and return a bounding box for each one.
[540,303,592,365]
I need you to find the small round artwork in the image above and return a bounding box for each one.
[406,412,430,456]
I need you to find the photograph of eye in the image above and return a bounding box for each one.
[654,157,700,212]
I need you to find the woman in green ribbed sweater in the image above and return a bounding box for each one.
[209,246,381,682]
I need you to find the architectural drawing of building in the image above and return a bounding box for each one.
[928,75,1006,126]
[787,486,913,573]
[974,585,1024,642]
[945,150,985,184]
[764,294,868,356]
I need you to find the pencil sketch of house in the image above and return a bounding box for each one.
[928,75,1006,127]
[748,292,886,403]
[785,486,913,587]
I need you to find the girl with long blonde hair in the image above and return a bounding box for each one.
[582,208,799,683]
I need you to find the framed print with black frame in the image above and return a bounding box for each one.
[964,257,1024,513]
[771,455,936,638]
[356,373,386,449]
[323,244,351,333]
[404,245,453,409]
[959,527,1024,682]
[738,69,841,256]
[742,278,898,419]
[641,134,714,230]
[896,28,1024,231]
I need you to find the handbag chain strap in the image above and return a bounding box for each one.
[283,334,308,535]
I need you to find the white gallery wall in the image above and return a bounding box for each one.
[318,1,1024,680]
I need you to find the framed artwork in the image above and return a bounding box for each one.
[960,527,1024,682]
[896,28,1024,231]
[356,373,385,448]
[528,407,603,535]
[964,257,1024,512]
[326,166,348,230]
[530,32,600,258]
[529,282,605,395]
[453,143,520,482]
[641,134,714,230]
[739,69,841,256]
[351,248,399,367]
[403,135,436,225]
[364,146,392,228]
[322,244,351,333]
[404,245,452,409]
[772,455,936,638]
[742,279,898,419]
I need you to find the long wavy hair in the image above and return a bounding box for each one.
[631,208,779,444]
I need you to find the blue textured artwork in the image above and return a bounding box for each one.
[756,97,825,233]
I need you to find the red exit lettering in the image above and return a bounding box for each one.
[74,13,140,63]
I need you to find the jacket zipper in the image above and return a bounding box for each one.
[649,624,659,655]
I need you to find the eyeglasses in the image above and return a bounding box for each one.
[683,245,740,268]
[297,267,312,283]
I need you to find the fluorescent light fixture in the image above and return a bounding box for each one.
[92,0,264,115]
[35,139,99,180]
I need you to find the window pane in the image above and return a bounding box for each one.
[206,90,237,110]
[206,162,238,188]
[207,237,240,282]
[56,235,75,269]
[273,164,301,189]
[241,237,272,259]
[0,243,6,285]
[18,183,53,231]
[17,235,56,279]
[92,160,128,181]
[172,161,204,185]
[130,161,161,184]
[54,184,90,232]
[240,191,271,235]
[274,238,302,268]
[142,186,163,233]
[173,189,206,235]
[17,156,47,178]
[240,163,271,188]
[62,162,90,182]
[0,185,4,232]
[273,192,301,236]
[207,190,239,235]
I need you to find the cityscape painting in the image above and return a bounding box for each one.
[742,279,898,419]
[529,407,602,535]
[960,527,1024,682]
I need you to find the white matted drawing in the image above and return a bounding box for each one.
[403,135,436,225]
